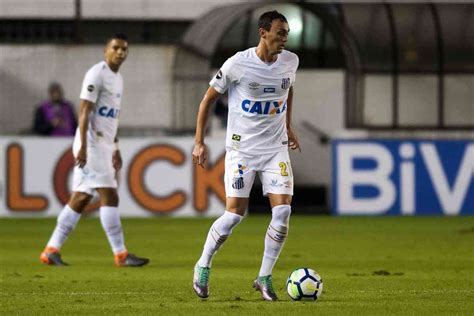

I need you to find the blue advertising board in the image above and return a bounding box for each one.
[332,140,474,215]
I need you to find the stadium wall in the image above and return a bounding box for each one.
[0,45,175,133]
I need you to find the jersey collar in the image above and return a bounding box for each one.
[252,47,281,68]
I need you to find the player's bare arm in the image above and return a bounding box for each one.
[286,86,301,152]
[192,86,221,168]
[112,135,122,171]
[76,99,94,168]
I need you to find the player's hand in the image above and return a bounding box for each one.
[192,142,208,168]
[112,149,122,171]
[76,146,87,168]
[288,127,301,152]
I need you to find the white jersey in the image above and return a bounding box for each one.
[210,47,299,154]
[74,61,124,147]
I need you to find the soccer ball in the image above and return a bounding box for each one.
[286,268,323,301]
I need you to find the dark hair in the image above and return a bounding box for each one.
[48,82,62,93]
[258,10,288,31]
[106,33,128,45]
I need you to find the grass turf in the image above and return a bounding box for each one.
[0,216,473,315]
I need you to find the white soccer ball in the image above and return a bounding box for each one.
[286,268,323,301]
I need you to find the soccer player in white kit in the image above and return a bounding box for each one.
[40,34,149,267]
[192,11,300,301]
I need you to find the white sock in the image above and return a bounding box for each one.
[197,211,243,267]
[46,205,81,250]
[100,206,126,254]
[259,204,291,277]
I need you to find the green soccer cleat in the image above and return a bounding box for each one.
[193,263,211,298]
[253,275,278,301]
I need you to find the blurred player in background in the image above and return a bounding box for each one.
[40,33,149,267]
[192,11,300,301]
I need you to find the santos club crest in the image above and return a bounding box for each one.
[281,78,290,90]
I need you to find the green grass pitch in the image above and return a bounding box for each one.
[1,216,473,315]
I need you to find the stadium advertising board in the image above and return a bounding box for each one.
[0,137,226,217]
[332,139,474,215]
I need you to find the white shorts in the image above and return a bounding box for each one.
[224,150,294,198]
[72,144,117,196]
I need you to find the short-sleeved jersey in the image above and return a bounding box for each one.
[210,47,299,154]
[74,61,124,147]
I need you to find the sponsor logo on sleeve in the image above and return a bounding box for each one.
[216,70,223,79]
[87,85,95,92]
[232,134,241,141]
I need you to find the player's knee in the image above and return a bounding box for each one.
[225,207,246,218]
[112,194,119,206]
[107,195,119,206]
[271,204,291,226]
[225,198,248,216]
[225,211,244,229]
[215,210,244,234]
[68,193,92,213]
[101,191,119,207]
